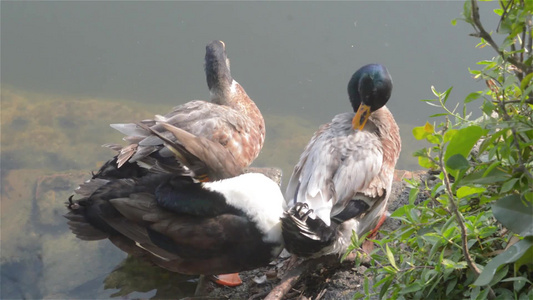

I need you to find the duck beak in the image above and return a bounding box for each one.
[352,104,372,130]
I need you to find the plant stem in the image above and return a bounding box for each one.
[438,92,468,122]
[439,122,480,275]
[438,120,496,299]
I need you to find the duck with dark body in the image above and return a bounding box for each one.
[65,41,282,284]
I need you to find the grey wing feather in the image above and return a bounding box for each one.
[285,122,338,223]
[285,113,387,225]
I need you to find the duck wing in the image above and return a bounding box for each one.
[285,122,338,224]
[142,119,242,181]
[285,113,385,225]
[111,99,263,172]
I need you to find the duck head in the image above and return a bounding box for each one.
[348,64,393,130]
[205,40,233,104]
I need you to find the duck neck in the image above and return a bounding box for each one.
[205,47,233,106]
[371,105,401,170]
[209,79,236,106]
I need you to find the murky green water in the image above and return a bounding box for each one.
[1,1,498,299]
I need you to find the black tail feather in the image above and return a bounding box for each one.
[281,203,337,257]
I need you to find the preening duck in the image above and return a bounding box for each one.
[281,64,401,257]
[66,125,285,281]
[98,40,264,178]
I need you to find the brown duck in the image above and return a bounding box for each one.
[97,40,265,179]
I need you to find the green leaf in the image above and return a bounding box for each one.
[443,129,458,143]
[462,0,472,23]
[378,276,393,300]
[444,125,483,177]
[482,161,502,177]
[470,285,480,300]
[482,101,496,116]
[492,194,533,237]
[520,72,533,91]
[426,134,441,144]
[446,154,470,170]
[501,276,531,292]
[418,156,436,169]
[446,277,458,295]
[413,126,430,140]
[525,190,533,202]
[386,244,399,271]
[457,186,486,199]
[399,282,423,294]
[430,113,449,118]
[476,289,490,300]
[461,167,510,185]
[442,258,468,269]
[390,204,410,219]
[464,91,481,103]
[421,99,441,107]
[473,237,533,286]
[489,264,509,286]
[408,188,419,205]
[500,178,519,193]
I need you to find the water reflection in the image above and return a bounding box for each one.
[103,256,198,299]
[1,1,499,299]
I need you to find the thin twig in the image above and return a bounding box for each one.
[492,99,533,105]
[524,15,533,58]
[315,288,327,300]
[264,255,340,300]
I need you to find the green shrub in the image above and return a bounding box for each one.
[350,1,533,299]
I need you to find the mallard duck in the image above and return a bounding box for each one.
[98,40,265,179]
[281,64,401,257]
[65,123,285,285]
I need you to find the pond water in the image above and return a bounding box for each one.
[1,1,498,299]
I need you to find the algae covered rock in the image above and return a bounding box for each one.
[1,88,168,176]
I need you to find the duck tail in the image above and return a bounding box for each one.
[65,177,117,241]
[281,203,336,257]
[65,195,110,241]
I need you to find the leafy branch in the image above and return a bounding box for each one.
[349,1,533,299]
[437,120,482,277]
[468,0,532,74]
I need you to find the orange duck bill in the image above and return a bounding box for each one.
[352,103,372,131]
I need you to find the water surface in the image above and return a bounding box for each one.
[1,1,498,298]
